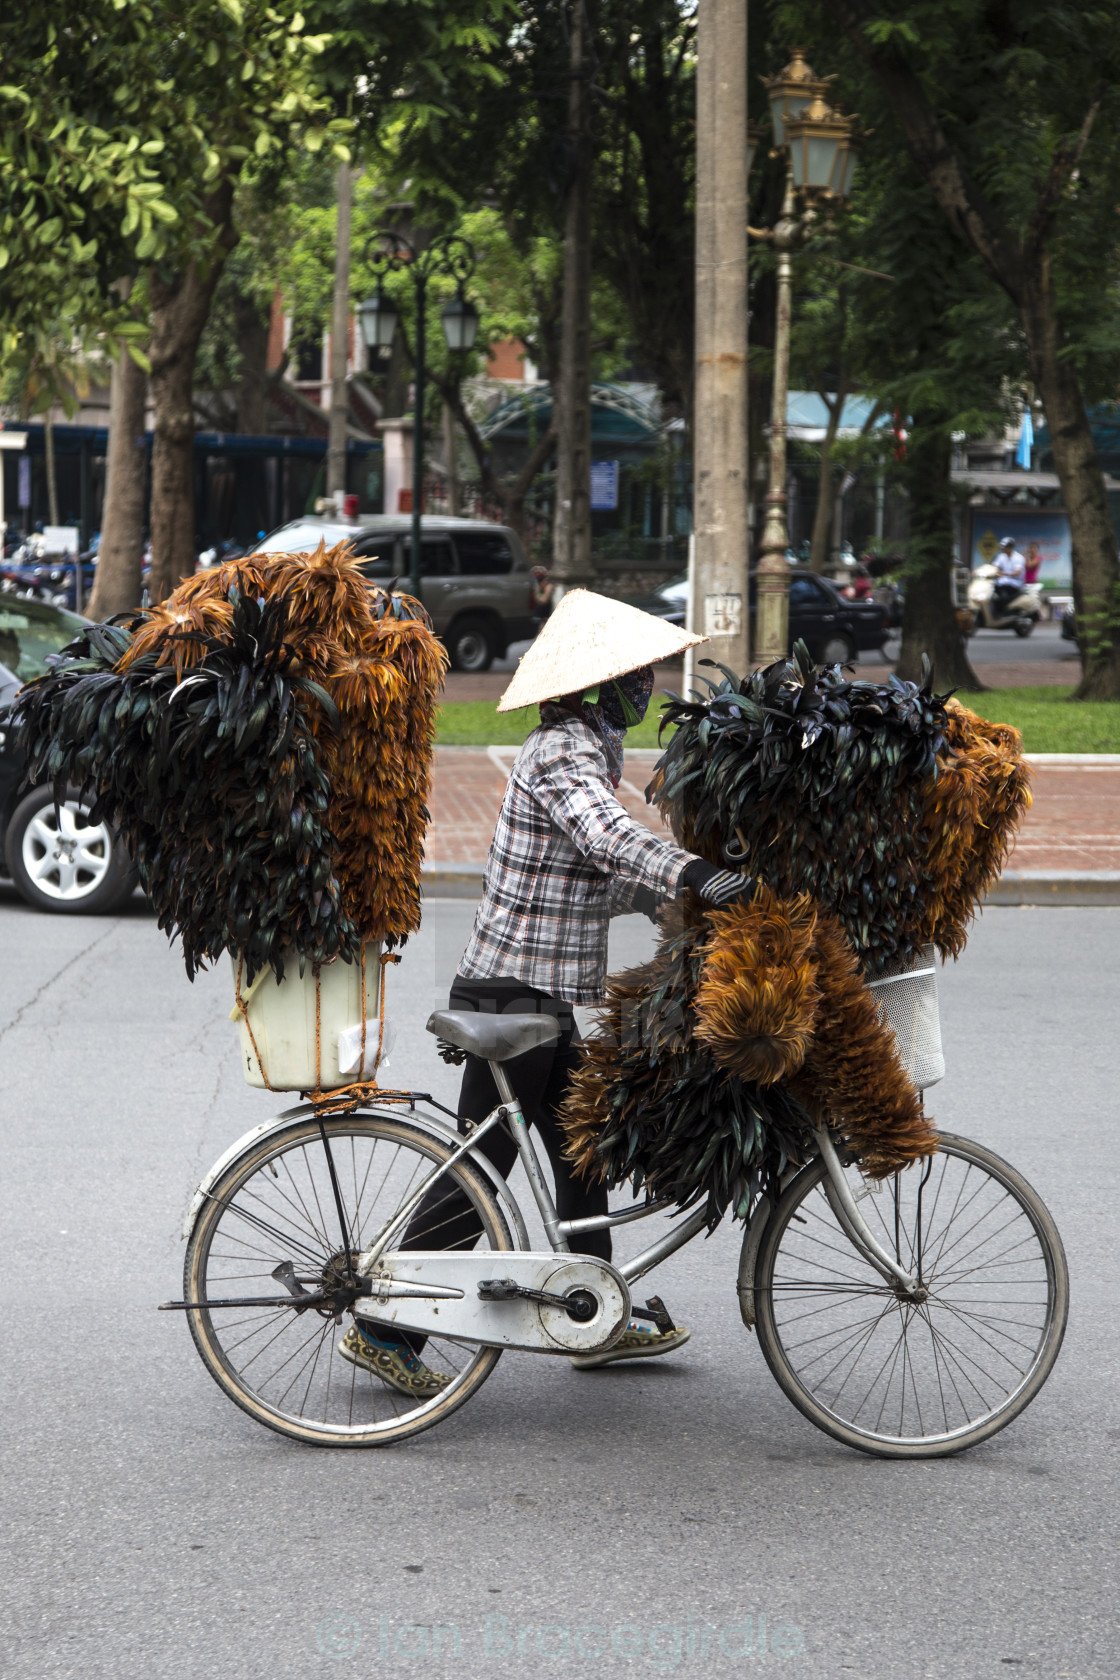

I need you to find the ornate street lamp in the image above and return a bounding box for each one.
[750,58,858,667]
[761,48,831,148]
[358,231,477,598]
[786,94,858,198]
[357,282,399,353]
[439,288,480,353]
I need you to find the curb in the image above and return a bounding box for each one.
[421,864,1120,906]
[985,870,1120,906]
[421,863,487,899]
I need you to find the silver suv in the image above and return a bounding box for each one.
[258,515,536,671]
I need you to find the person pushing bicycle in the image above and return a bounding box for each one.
[341,589,760,1397]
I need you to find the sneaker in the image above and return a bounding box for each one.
[338,1324,452,1398]
[569,1319,690,1371]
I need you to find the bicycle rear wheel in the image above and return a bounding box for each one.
[183,1111,514,1446]
[754,1133,1068,1458]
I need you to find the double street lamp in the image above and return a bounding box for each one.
[751,50,859,665]
[358,232,479,598]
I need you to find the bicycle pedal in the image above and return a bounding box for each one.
[631,1295,676,1335]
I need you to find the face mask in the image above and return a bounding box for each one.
[584,667,655,728]
[578,666,655,785]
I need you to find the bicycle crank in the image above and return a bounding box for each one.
[477,1277,598,1321]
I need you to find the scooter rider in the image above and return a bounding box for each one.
[340,589,760,1397]
[993,536,1027,617]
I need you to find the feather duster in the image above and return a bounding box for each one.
[563,643,1028,1217]
[12,543,446,980]
[563,892,818,1227]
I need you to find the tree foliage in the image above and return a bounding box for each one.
[0,4,343,404]
[776,0,1120,695]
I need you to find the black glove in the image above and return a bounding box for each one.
[626,883,667,921]
[681,858,757,906]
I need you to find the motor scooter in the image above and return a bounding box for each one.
[964,563,1043,637]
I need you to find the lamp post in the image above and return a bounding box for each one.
[358,232,478,599]
[751,51,857,665]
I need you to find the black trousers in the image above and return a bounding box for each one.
[410,975,612,1263]
[367,978,611,1355]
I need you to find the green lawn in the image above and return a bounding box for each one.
[436,701,668,748]
[436,686,1120,754]
[953,687,1120,753]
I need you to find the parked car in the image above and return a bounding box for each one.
[0,598,137,914]
[627,567,889,664]
[256,515,537,672]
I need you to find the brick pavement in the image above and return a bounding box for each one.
[1011,764,1120,870]
[425,745,1120,873]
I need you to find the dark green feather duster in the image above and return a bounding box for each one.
[652,641,951,976]
[13,591,356,982]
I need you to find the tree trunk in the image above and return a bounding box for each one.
[327,160,352,499]
[1020,262,1120,698]
[809,394,843,573]
[44,415,60,527]
[434,369,554,545]
[895,413,981,689]
[551,0,594,587]
[232,290,271,435]
[86,345,148,619]
[146,184,237,603]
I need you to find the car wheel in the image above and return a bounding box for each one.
[4,788,137,914]
[819,633,857,665]
[447,615,497,673]
[1014,616,1035,638]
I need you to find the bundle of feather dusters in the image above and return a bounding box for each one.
[12,543,447,982]
[563,643,1032,1224]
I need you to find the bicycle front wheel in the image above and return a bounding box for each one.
[183,1111,514,1447]
[754,1132,1068,1458]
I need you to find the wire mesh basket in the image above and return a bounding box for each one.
[867,944,945,1090]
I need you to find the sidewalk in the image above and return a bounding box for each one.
[425,747,1120,904]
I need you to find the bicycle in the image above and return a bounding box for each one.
[165,1002,1068,1459]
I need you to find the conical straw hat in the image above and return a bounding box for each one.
[497,587,705,713]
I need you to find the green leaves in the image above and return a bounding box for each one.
[0,2,346,378]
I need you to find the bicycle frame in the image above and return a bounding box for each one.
[355,1061,916,1296]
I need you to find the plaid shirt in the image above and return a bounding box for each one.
[458,714,694,1004]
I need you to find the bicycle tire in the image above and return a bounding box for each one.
[753,1132,1068,1458]
[183,1111,514,1447]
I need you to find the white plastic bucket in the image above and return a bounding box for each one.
[866,945,945,1091]
[230,945,381,1091]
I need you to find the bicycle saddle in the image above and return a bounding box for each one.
[426,1010,560,1063]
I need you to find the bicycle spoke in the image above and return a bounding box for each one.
[761,1140,1064,1447]
[188,1117,506,1442]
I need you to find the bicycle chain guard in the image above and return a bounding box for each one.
[354,1251,631,1355]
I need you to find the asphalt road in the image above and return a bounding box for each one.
[880,620,1079,669]
[1,888,1117,1680]
[496,620,1079,678]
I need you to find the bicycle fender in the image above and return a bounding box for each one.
[180,1103,532,1250]
[736,1199,771,1330]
